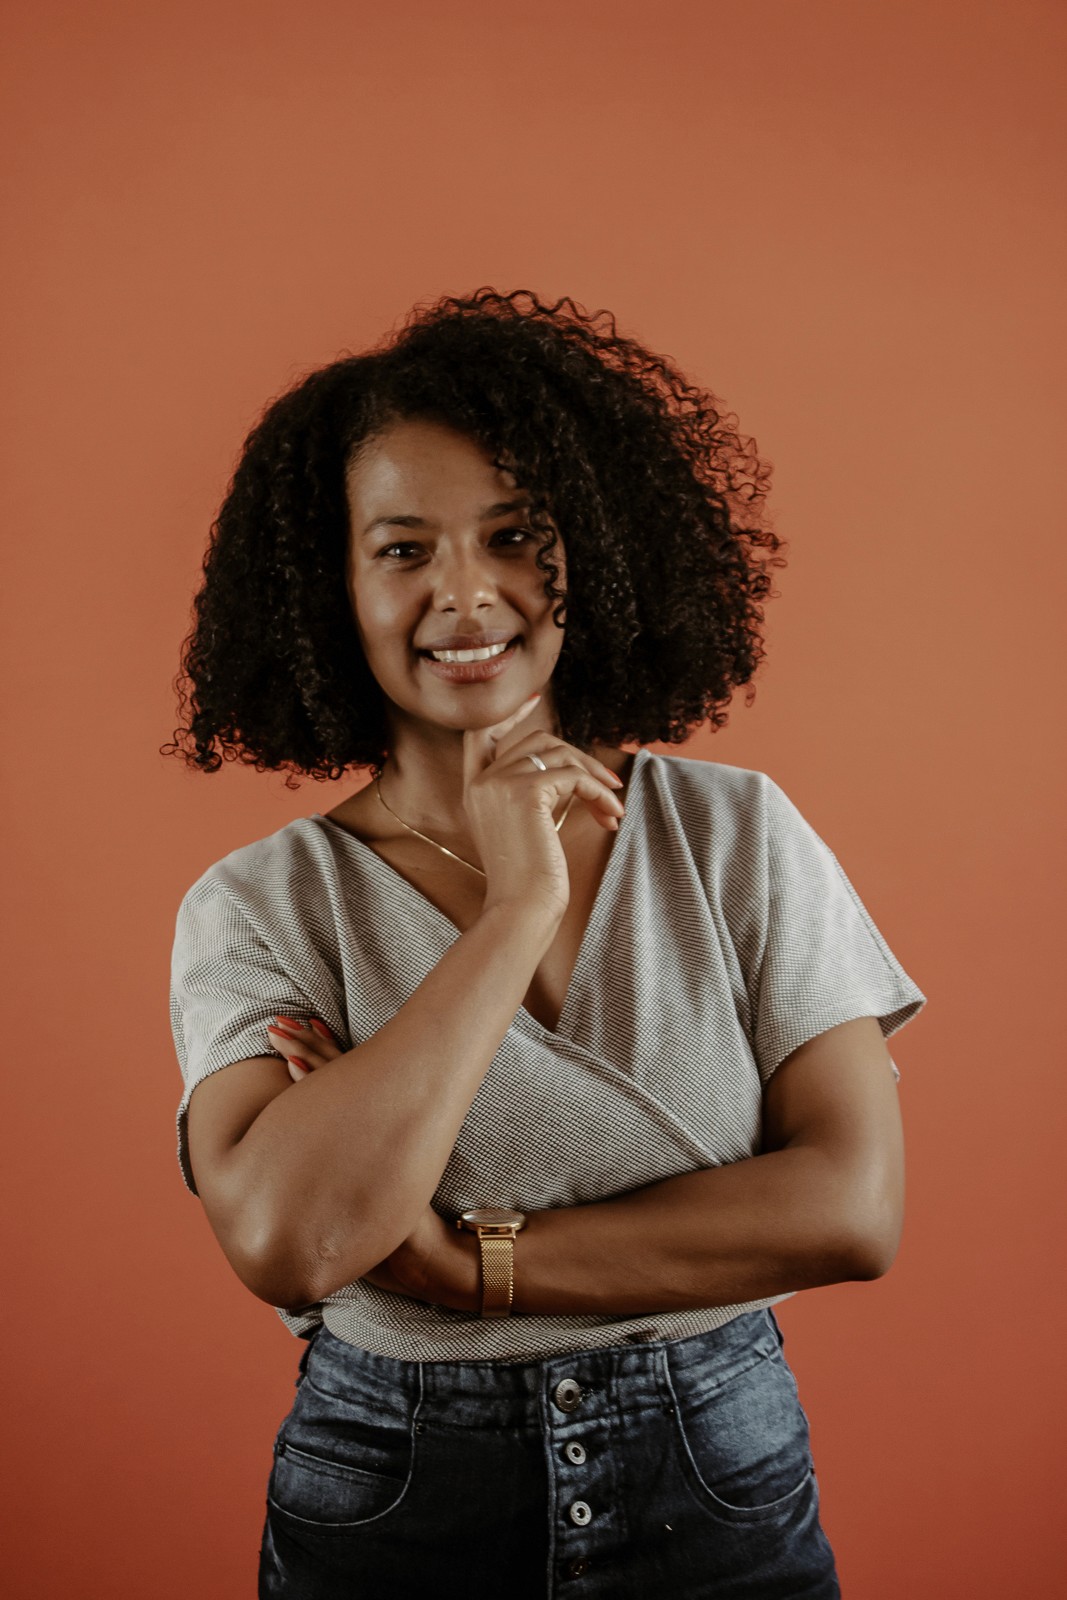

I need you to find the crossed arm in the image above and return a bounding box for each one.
[294,1012,905,1317]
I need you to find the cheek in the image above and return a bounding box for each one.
[353,582,413,654]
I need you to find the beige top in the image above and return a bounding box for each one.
[169,750,927,1362]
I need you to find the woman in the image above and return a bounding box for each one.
[165,288,926,1597]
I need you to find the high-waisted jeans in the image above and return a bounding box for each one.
[258,1306,840,1598]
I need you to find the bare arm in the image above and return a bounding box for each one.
[355,1014,905,1315]
[212,901,557,1307]
[512,1015,904,1312]
[186,698,626,1310]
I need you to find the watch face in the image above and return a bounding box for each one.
[460,1207,526,1228]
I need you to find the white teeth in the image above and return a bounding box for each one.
[429,640,511,663]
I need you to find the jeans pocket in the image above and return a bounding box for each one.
[267,1363,422,1533]
[665,1338,814,1525]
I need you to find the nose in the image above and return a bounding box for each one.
[431,543,497,614]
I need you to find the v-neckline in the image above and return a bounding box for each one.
[310,748,649,1043]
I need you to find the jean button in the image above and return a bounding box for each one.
[568,1500,593,1527]
[568,1557,589,1577]
[564,1440,587,1465]
[553,1378,583,1412]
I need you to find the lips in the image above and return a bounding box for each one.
[417,630,516,654]
[419,637,521,684]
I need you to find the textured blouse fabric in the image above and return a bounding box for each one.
[169,751,927,1363]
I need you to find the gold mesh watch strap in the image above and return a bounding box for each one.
[477,1232,516,1318]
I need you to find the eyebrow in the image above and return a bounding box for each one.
[362,498,532,538]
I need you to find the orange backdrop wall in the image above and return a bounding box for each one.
[3,1,1064,1594]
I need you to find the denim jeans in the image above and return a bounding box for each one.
[258,1307,840,1598]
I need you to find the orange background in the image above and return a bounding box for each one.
[3,1,1064,1593]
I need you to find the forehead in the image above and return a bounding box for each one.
[345,417,521,515]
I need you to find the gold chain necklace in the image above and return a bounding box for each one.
[373,773,576,879]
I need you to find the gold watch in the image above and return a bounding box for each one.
[455,1207,528,1318]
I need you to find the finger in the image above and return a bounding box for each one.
[560,768,627,826]
[484,692,543,745]
[267,1023,334,1066]
[462,693,541,784]
[269,1016,344,1057]
[491,740,627,814]
[495,734,624,791]
[304,1018,345,1056]
[288,1057,313,1081]
[513,764,625,828]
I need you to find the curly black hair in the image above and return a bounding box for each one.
[161,288,786,787]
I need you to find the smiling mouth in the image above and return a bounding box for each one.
[422,639,515,663]
[417,636,522,683]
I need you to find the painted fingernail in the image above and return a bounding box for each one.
[309,1020,333,1042]
[276,1015,304,1029]
[291,1057,311,1074]
[268,1025,294,1038]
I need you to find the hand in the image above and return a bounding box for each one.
[462,693,625,920]
[362,1205,480,1310]
[265,1013,344,1081]
[264,1015,479,1309]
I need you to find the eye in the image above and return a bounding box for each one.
[492,525,536,546]
[377,541,423,560]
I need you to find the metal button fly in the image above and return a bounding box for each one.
[553,1378,583,1412]
[569,1500,593,1527]
[564,1440,587,1465]
[568,1557,589,1578]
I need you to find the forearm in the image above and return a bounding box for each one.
[437,1147,890,1317]
[232,903,556,1305]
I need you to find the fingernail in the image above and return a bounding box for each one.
[609,774,624,787]
[291,1057,311,1074]
[276,1015,304,1030]
[268,1025,294,1038]
[309,1019,333,1042]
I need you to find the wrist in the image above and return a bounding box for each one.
[455,1206,529,1317]
[476,897,562,954]
[436,1225,482,1313]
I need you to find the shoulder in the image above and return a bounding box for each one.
[635,749,779,843]
[174,816,332,923]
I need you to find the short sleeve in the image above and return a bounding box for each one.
[749,775,928,1085]
[169,877,319,1197]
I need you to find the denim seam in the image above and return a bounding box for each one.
[659,1356,815,1525]
[268,1365,425,1532]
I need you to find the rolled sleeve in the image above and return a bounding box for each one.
[750,776,927,1085]
[169,878,315,1196]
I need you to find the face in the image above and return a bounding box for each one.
[344,416,566,744]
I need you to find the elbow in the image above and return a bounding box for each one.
[842,1229,899,1281]
[234,1235,321,1312]
[205,1151,388,1309]
[835,1190,903,1282]
[234,1211,332,1311]
[239,1212,389,1310]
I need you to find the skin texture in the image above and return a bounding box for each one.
[244,416,906,1316]
[344,415,569,834]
